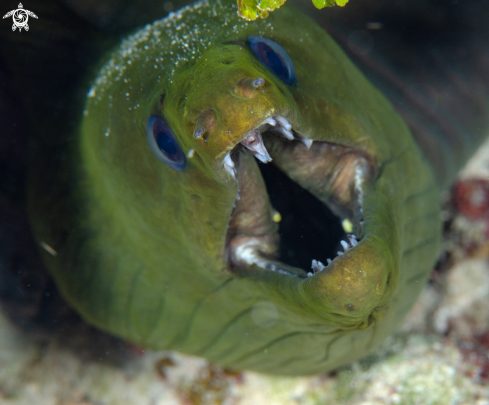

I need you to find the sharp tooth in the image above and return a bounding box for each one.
[281,127,294,140]
[348,235,358,247]
[271,125,294,140]
[257,117,277,133]
[340,240,349,251]
[261,117,277,127]
[224,152,236,178]
[274,115,292,130]
[240,129,272,163]
[327,258,332,264]
[337,251,344,256]
[299,137,313,150]
[224,165,235,177]
[311,259,325,273]
[224,152,235,168]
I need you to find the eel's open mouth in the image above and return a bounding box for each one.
[224,115,375,278]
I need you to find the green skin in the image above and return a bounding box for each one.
[30,0,441,375]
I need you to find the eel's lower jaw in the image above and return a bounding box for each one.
[224,116,374,279]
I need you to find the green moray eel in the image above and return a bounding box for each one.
[20,0,486,375]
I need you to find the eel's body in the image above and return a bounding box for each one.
[7,0,489,375]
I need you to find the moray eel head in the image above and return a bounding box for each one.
[162,36,396,328]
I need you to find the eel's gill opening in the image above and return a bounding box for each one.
[258,161,347,271]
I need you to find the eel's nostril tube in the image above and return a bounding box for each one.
[252,77,265,87]
[234,77,265,98]
[193,108,217,141]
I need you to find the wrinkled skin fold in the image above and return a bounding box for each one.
[29,0,441,375]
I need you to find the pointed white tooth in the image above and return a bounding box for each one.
[257,117,277,133]
[224,152,236,178]
[261,117,277,127]
[224,164,235,177]
[316,261,325,271]
[348,235,358,247]
[271,125,294,140]
[299,137,313,150]
[240,130,272,163]
[282,127,294,140]
[340,240,349,251]
[224,152,235,168]
[327,258,332,264]
[274,115,292,130]
[337,251,344,256]
[311,259,325,273]
[307,272,313,277]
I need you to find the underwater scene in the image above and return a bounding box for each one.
[1,0,489,403]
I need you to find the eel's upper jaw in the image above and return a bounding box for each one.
[222,114,312,179]
[223,113,375,279]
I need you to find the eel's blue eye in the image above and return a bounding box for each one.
[147,116,186,170]
[248,36,296,85]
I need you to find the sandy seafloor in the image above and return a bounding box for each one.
[3,143,489,405]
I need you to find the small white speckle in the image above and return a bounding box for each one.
[40,241,57,257]
[84,0,273,115]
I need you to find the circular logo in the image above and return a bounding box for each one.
[3,3,38,32]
